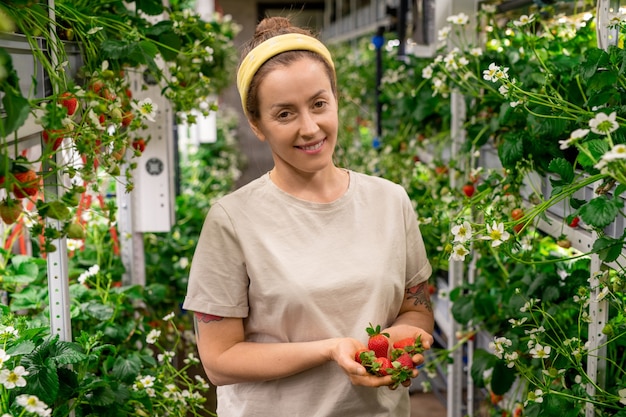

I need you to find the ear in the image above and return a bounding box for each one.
[248,120,266,142]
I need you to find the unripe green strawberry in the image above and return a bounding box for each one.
[66,222,86,239]
[40,201,71,220]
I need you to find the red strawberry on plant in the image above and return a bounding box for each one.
[59,92,78,116]
[132,138,146,153]
[121,110,134,127]
[366,323,390,358]
[511,208,524,221]
[569,216,580,228]
[462,183,475,198]
[12,169,40,199]
[43,129,65,150]
[0,198,23,225]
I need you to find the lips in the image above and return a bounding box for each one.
[296,139,325,151]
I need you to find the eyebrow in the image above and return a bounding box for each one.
[270,89,329,109]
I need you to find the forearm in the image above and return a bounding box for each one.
[392,309,434,335]
[200,337,341,386]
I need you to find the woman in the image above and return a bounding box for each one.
[183,16,434,417]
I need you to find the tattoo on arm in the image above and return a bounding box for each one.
[194,312,224,323]
[406,282,433,312]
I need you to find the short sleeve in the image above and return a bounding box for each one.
[402,190,432,287]
[182,203,250,318]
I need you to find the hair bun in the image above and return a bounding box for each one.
[255,16,293,36]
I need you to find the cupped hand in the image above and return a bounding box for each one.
[330,338,418,389]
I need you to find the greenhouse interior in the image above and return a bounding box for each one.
[1,0,625,416]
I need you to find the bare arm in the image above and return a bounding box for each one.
[384,281,435,358]
[193,313,397,387]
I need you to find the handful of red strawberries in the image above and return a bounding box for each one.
[354,323,425,388]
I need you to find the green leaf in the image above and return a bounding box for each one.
[491,360,516,395]
[135,0,165,15]
[586,70,618,95]
[474,291,497,319]
[20,337,62,405]
[9,286,48,311]
[157,32,183,62]
[580,48,609,80]
[577,140,609,167]
[0,91,30,136]
[450,296,474,324]
[579,195,623,229]
[498,135,525,168]
[112,353,142,382]
[470,349,497,388]
[548,158,574,184]
[82,378,118,406]
[7,340,36,356]
[592,236,623,263]
[83,301,115,321]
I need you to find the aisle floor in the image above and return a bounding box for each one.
[410,391,446,417]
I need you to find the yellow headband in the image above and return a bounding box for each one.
[236,33,335,117]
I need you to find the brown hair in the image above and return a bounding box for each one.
[239,17,337,120]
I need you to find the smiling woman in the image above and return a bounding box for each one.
[182,15,435,417]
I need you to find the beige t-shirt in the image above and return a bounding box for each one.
[183,170,432,417]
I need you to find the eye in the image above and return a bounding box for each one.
[276,110,291,120]
[313,100,327,109]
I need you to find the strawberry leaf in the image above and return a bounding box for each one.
[579,195,623,229]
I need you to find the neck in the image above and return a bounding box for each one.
[269,166,349,203]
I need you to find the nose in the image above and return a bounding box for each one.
[299,110,319,138]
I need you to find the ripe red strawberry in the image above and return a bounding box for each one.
[392,335,425,357]
[132,138,146,153]
[122,110,134,127]
[354,348,374,365]
[490,391,504,405]
[0,198,22,224]
[462,183,475,198]
[393,352,414,369]
[511,208,524,221]
[372,357,392,376]
[43,129,64,150]
[366,323,390,358]
[392,337,416,350]
[59,92,78,116]
[569,216,580,228]
[12,170,40,199]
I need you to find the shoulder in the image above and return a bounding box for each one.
[213,174,271,208]
[350,171,408,199]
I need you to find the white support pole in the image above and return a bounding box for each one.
[585,251,607,417]
[585,3,618,415]
[448,89,467,417]
[44,0,72,344]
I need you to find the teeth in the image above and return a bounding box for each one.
[301,141,323,151]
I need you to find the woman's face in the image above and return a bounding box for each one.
[250,57,339,176]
